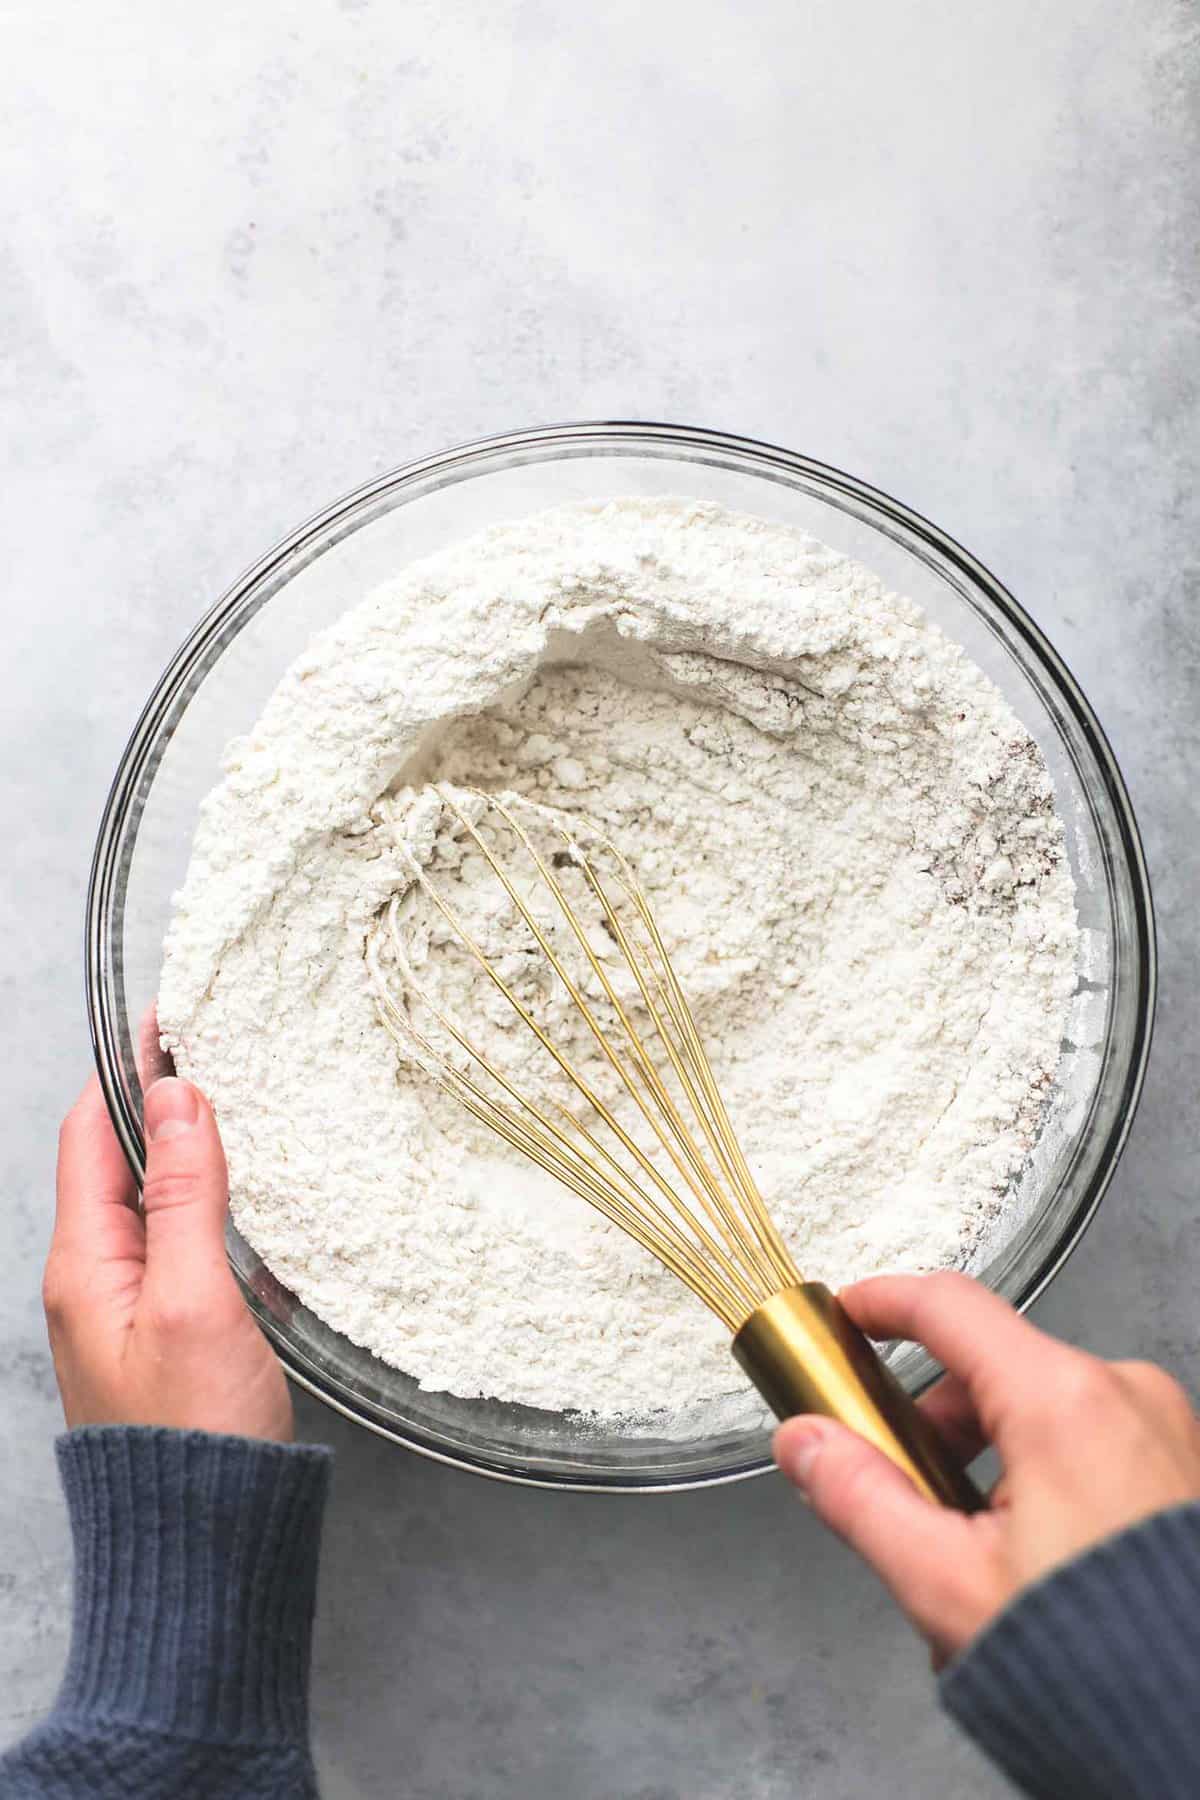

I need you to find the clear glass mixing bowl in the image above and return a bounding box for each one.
[87,421,1156,1492]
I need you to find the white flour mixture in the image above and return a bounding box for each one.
[159,499,1079,1421]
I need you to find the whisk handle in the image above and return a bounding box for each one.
[732,1284,986,1514]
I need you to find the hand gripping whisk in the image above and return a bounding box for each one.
[366,784,982,1512]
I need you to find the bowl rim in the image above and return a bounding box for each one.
[86,418,1158,1492]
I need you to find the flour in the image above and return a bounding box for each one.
[158,498,1079,1422]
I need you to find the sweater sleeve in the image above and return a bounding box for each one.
[941,1501,1200,1799]
[0,1426,331,1800]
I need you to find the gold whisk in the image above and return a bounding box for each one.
[367,784,982,1511]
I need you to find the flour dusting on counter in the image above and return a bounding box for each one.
[158,500,1079,1420]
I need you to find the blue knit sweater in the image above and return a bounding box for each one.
[1,1430,329,1799]
[3,1428,1200,1797]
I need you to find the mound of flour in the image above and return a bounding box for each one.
[158,499,1079,1421]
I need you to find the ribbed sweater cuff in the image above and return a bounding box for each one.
[941,1502,1200,1800]
[55,1426,331,1746]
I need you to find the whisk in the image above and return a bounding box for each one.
[367,783,982,1511]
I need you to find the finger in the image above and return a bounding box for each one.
[838,1271,1073,1445]
[136,1004,174,1090]
[140,1079,232,1301]
[775,1416,984,1643]
[918,1372,989,1467]
[54,1077,143,1264]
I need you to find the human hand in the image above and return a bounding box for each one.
[774,1272,1200,1665]
[44,1072,293,1442]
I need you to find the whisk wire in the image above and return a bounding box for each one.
[439,793,772,1311]
[368,786,802,1331]
[570,845,793,1295]
[482,794,785,1297]
[615,861,801,1293]
[372,953,746,1328]
[374,840,760,1325]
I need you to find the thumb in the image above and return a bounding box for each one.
[141,1078,232,1298]
[775,1416,972,1627]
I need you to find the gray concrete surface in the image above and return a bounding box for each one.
[3,2,1198,1794]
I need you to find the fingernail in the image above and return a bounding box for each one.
[145,1077,199,1142]
[778,1427,824,1489]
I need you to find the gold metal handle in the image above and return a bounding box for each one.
[732,1284,985,1513]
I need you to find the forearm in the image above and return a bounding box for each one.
[942,1502,1200,1800]
[0,1427,330,1800]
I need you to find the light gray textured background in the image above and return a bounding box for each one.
[3,2,1198,1794]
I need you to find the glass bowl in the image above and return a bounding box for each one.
[87,421,1156,1492]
